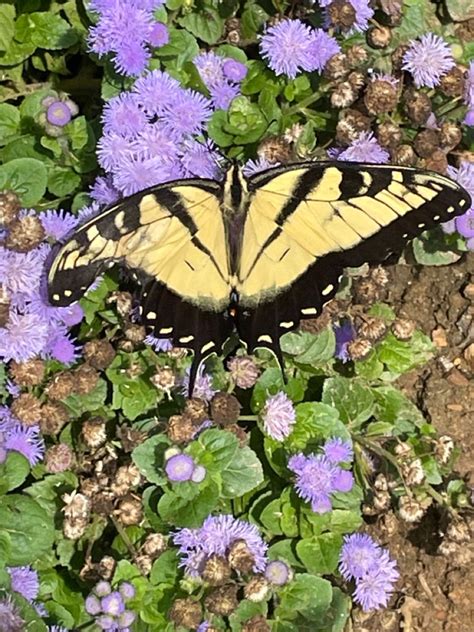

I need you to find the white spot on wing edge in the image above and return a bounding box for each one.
[201,341,215,353]
[179,335,194,343]
[159,327,173,334]
[258,334,273,343]
[321,284,334,296]
[301,307,318,316]
[279,321,294,329]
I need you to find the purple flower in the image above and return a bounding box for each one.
[7,566,39,602]
[464,61,474,108]
[119,582,135,600]
[96,614,116,630]
[402,33,454,88]
[144,334,173,352]
[174,514,268,577]
[338,132,390,164]
[339,533,383,580]
[101,591,125,616]
[148,22,169,47]
[4,423,45,465]
[456,210,474,240]
[260,19,315,79]
[114,41,150,76]
[46,101,72,126]
[262,392,296,441]
[334,321,356,363]
[0,247,46,296]
[191,464,207,483]
[89,176,120,205]
[94,581,112,597]
[181,366,217,402]
[307,28,340,71]
[265,560,291,586]
[165,454,195,482]
[85,594,102,615]
[47,329,81,365]
[58,302,84,328]
[40,209,79,241]
[117,610,136,627]
[102,93,148,138]
[288,452,354,513]
[464,109,474,126]
[194,51,225,87]
[97,133,135,171]
[242,157,278,177]
[0,311,49,363]
[0,596,24,632]
[197,623,211,632]
[134,125,180,163]
[112,155,171,196]
[323,437,353,464]
[132,71,182,117]
[180,139,223,179]
[160,89,212,137]
[209,81,241,110]
[223,59,247,82]
[447,161,474,211]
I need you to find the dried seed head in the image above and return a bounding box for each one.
[391,144,416,166]
[46,371,76,400]
[377,121,402,148]
[169,598,202,630]
[391,44,410,75]
[331,81,358,108]
[63,516,89,540]
[125,362,142,379]
[225,17,241,44]
[202,555,232,586]
[439,121,462,151]
[373,490,391,512]
[352,277,380,303]
[117,425,146,452]
[347,70,365,90]
[324,53,350,81]
[108,291,133,317]
[357,316,387,341]
[227,355,260,389]
[205,584,239,616]
[124,324,146,343]
[258,135,293,164]
[374,473,389,492]
[150,366,176,393]
[336,109,371,145]
[116,495,143,526]
[242,615,271,632]
[227,29,240,45]
[439,66,466,97]
[5,215,45,252]
[40,401,69,435]
[0,190,21,226]
[446,518,471,543]
[110,464,141,496]
[327,0,356,31]
[167,414,196,444]
[394,442,411,458]
[98,556,116,580]
[135,554,153,575]
[11,393,42,426]
[404,90,432,126]
[228,539,255,574]
[74,364,100,395]
[414,129,440,158]
[141,533,167,558]
[226,423,249,447]
[438,539,458,557]
[347,339,373,361]
[346,44,369,68]
[9,359,45,387]
[63,491,91,520]
[244,576,270,603]
[423,149,448,175]
[391,318,416,340]
[82,418,107,449]
[167,346,188,360]
[45,443,74,473]
[83,339,116,370]
[81,479,101,497]
[210,392,241,426]
[283,122,304,145]
[434,435,454,464]
[364,80,398,115]
[398,496,426,523]
[184,398,209,425]
[367,25,392,49]
[91,491,115,515]
[403,459,425,487]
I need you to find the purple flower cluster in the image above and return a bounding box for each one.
[444,161,474,250]
[0,406,45,465]
[173,514,268,577]
[88,0,167,77]
[6,565,48,617]
[194,51,247,110]
[339,533,399,611]
[402,33,454,88]
[92,69,225,200]
[259,19,340,79]
[85,580,136,631]
[322,0,374,33]
[333,132,390,164]
[0,210,84,366]
[165,451,206,483]
[261,391,296,441]
[464,62,474,126]
[180,365,217,401]
[288,437,354,513]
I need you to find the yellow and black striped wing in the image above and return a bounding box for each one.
[48,180,234,361]
[235,162,470,357]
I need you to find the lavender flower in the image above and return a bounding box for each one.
[101,591,125,616]
[119,582,135,600]
[334,321,356,363]
[46,101,72,126]
[165,454,195,482]
[144,334,173,352]
[114,41,150,77]
[262,392,296,441]
[132,71,182,117]
[194,51,225,87]
[307,28,340,71]
[447,161,474,250]
[265,560,292,585]
[323,437,353,464]
[160,89,212,136]
[3,422,45,465]
[338,131,390,163]
[288,452,354,513]
[339,534,399,611]
[324,0,374,33]
[174,514,268,577]
[148,22,169,47]
[85,594,102,615]
[181,366,217,402]
[0,596,24,632]
[260,19,315,79]
[7,566,39,602]
[94,581,112,597]
[0,311,49,363]
[222,59,247,82]
[402,33,454,88]
[102,93,148,138]
[180,139,223,179]
[242,157,279,177]
[40,209,79,241]
[209,81,241,110]
[0,247,46,296]
[89,176,120,205]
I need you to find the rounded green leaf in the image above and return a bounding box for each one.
[0,157,47,206]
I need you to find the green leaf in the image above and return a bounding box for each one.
[65,116,93,151]
[15,12,78,50]
[377,331,434,376]
[23,471,78,513]
[150,549,179,585]
[221,445,264,498]
[395,0,440,41]
[373,386,425,432]
[0,531,12,564]
[157,480,220,527]
[155,28,199,65]
[132,434,171,485]
[412,229,464,266]
[241,0,269,40]
[47,166,81,197]
[0,452,30,491]
[229,600,267,631]
[178,7,224,45]
[0,495,54,565]
[293,328,336,366]
[296,533,342,575]
[446,0,474,20]
[287,402,350,451]
[226,96,268,143]
[259,498,284,536]
[322,377,375,428]
[0,157,47,206]
[197,428,239,472]
[305,508,363,535]
[0,104,20,145]
[63,378,107,416]
[0,4,15,52]
[313,587,351,632]
[275,573,333,621]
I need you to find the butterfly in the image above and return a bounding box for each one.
[48,161,470,388]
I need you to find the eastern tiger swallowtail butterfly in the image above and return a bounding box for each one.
[48,162,470,388]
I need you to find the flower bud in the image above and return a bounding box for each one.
[265,560,292,586]
[45,444,74,473]
[244,576,270,602]
[227,355,260,389]
[5,216,45,252]
[210,392,241,426]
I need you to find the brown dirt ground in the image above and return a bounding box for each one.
[348,253,474,632]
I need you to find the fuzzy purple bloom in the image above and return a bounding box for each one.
[85,594,102,615]
[7,566,39,602]
[114,41,150,77]
[4,423,45,465]
[148,22,169,47]
[101,591,125,616]
[307,28,340,70]
[144,334,173,352]
[160,89,212,137]
[174,514,268,577]
[46,101,72,126]
[89,176,120,205]
[265,560,291,586]
[132,71,182,117]
[194,51,225,87]
[191,464,207,483]
[165,453,195,482]
[181,366,217,402]
[402,33,454,88]
[242,157,279,177]
[262,391,296,441]
[102,93,148,138]
[94,581,112,597]
[323,437,353,464]
[117,610,136,627]
[180,139,223,179]
[0,311,49,363]
[334,321,356,363]
[0,596,24,632]
[288,452,354,513]
[464,61,474,109]
[119,582,135,600]
[260,19,315,79]
[47,330,81,365]
[40,209,79,241]
[338,132,390,164]
[222,59,247,82]
[339,533,383,580]
[96,614,116,630]
[209,81,241,110]
[0,247,46,296]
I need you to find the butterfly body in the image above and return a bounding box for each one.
[48,161,471,387]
